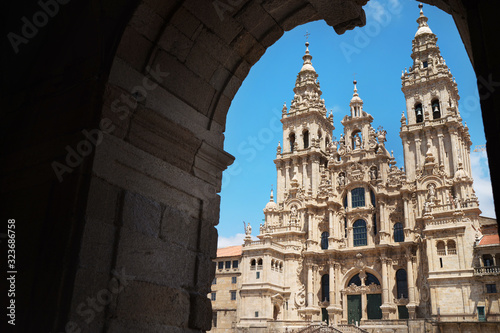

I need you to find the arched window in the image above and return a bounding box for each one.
[348,273,380,286]
[351,187,365,208]
[432,99,441,119]
[483,254,494,267]
[366,273,380,285]
[257,258,263,269]
[353,219,367,246]
[396,269,408,299]
[447,240,457,255]
[303,130,309,148]
[321,274,330,302]
[415,103,423,123]
[289,133,295,152]
[321,232,329,250]
[348,274,362,286]
[251,259,256,270]
[394,223,404,242]
[436,241,446,256]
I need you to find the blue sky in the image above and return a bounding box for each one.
[217,0,496,247]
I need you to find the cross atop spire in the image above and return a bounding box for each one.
[304,30,310,42]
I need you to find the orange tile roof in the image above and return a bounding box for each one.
[217,245,242,258]
[479,234,500,246]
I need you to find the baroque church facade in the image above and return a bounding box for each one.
[225,5,500,333]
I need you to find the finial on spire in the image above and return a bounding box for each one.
[305,30,310,42]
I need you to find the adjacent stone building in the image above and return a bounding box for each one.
[216,5,500,333]
[210,246,243,332]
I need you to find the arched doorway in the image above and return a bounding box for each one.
[345,272,382,324]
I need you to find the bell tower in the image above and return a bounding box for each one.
[275,42,334,204]
[400,4,473,203]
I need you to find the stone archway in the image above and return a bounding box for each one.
[2,1,500,332]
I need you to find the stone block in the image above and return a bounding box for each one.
[68,268,111,331]
[158,25,194,63]
[143,0,181,19]
[185,42,220,81]
[85,175,121,224]
[123,190,162,237]
[126,106,201,173]
[171,6,203,39]
[161,203,201,252]
[101,83,134,140]
[182,0,243,44]
[116,26,153,72]
[79,217,116,272]
[154,50,216,115]
[116,228,197,288]
[189,292,213,330]
[196,28,237,69]
[280,3,319,31]
[128,2,164,42]
[260,24,284,48]
[235,2,276,41]
[114,280,191,327]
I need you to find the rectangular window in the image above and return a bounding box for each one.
[478,306,485,321]
[351,188,365,208]
[255,311,259,318]
[439,257,443,268]
[423,61,428,68]
[212,312,217,327]
[231,291,237,300]
[256,272,260,279]
[486,284,497,293]
[233,260,239,268]
[212,278,216,285]
[232,276,237,284]
[225,261,231,269]
[211,292,216,301]
[218,262,223,269]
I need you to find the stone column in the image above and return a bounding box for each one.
[379,200,388,244]
[403,197,410,228]
[493,254,497,267]
[329,262,335,304]
[328,209,334,236]
[307,262,314,308]
[415,137,422,169]
[307,213,312,241]
[292,156,299,181]
[311,155,320,195]
[449,126,458,175]
[403,138,411,180]
[276,162,283,203]
[437,132,445,167]
[285,161,291,191]
[406,252,417,319]
[302,157,308,189]
[380,257,391,319]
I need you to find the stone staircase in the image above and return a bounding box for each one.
[297,324,369,333]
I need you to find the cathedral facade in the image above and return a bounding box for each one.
[224,5,500,333]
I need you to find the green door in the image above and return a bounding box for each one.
[321,307,329,325]
[348,295,361,324]
[398,305,409,319]
[367,294,382,319]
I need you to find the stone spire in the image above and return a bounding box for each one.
[288,42,327,117]
[349,80,364,117]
